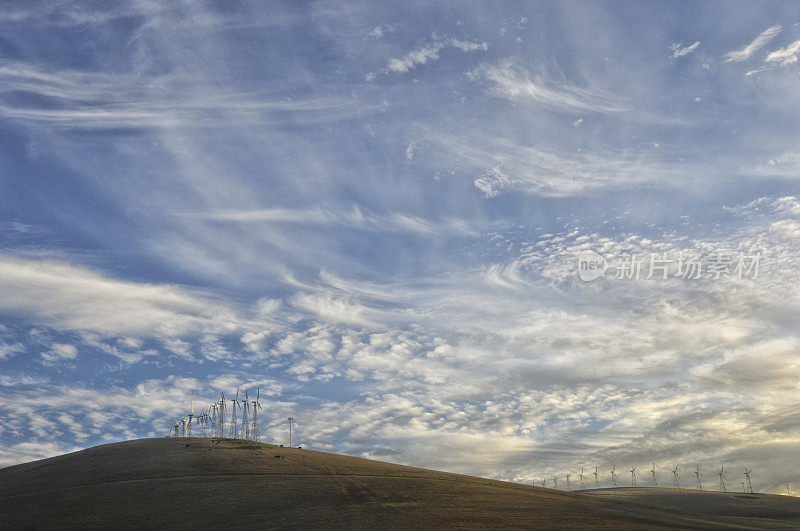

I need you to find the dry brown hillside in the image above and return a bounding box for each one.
[2,438,800,529]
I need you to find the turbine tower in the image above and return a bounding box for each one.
[593,466,599,488]
[610,465,617,488]
[552,476,558,489]
[718,465,727,492]
[672,465,680,488]
[651,462,657,486]
[229,389,239,439]
[211,404,218,438]
[630,467,637,487]
[695,465,703,491]
[187,400,194,437]
[540,478,547,488]
[744,469,753,493]
[579,467,585,489]
[565,473,571,491]
[251,389,261,442]
[242,390,251,441]
[288,416,294,447]
[218,393,226,438]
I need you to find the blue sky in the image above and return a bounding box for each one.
[2,1,800,493]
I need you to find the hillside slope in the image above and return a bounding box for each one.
[1,438,799,529]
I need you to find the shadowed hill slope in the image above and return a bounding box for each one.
[2,438,800,529]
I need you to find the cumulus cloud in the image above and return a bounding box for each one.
[724,25,782,62]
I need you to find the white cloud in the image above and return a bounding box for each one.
[670,41,700,58]
[42,342,77,362]
[471,63,628,113]
[765,39,800,66]
[368,37,487,79]
[724,25,782,62]
[0,342,25,360]
[0,255,240,337]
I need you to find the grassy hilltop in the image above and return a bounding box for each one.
[2,438,800,529]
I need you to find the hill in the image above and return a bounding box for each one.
[2,438,800,529]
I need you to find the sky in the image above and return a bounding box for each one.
[1,0,800,494]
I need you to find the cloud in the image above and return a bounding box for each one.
[0,255,240,337]
[471,63,628,113]
[724,25,782,62]
[187,206,476,236]
[367,37,487,79]
[0,61,373,130]
[765,39,800,66]
[670,41,700,58]
[0,342,25,360]
[42,343,78,363]
[431,130,687,197]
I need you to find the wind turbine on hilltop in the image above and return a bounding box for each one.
[552,476,558,489]
[565,473,571,491]
[610,466,617,488]
[229,389,239,439]
[650,462,657,486]
[744,469,753,493]
[672,465,680,488]
[579,467,585,489]
[218,393,226,438]
[242,390,251,441]
[718,465,727,492]
[593,466,599,488]
[186,400,194,437]
[695,465,703,491]
[630,467,637,487]
[251,389,261,442]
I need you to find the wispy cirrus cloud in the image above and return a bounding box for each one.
[469,62,628,113]
[670,41,700,58]
[0,255,241,337]
[724,25,782,62]
[765,39,800,66]
[366,36,487,80]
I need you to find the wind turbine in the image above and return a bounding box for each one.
[610,465,617,488]
[695,465,703,491]
[630,467,637,487]
[540,478,547,488]
[744,469,753,493]
[565,473,571,491]
[218,393,226,438]
[579,467,585,489]
[242,390,251,441]
[211,404,218,438]
[288,416,294,447]
[187,400,194,437]
[672,465,680,488]
[593,466,599,488]
[718,465,727,492]
[251,389,261,442]
[650,462,657,486]
[229,389,239,439]
[552,476,558,489]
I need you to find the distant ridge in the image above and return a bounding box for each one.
[2,438,800,529]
